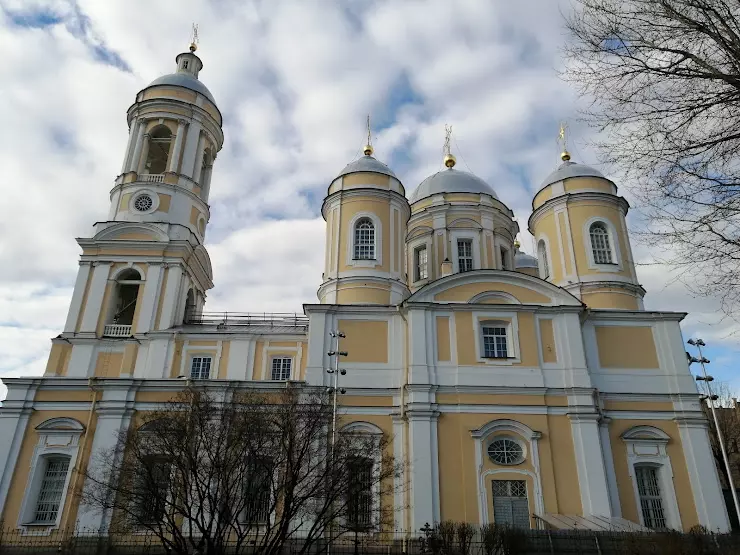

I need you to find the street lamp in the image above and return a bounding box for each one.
[688,337,740,524]
[327,331,348,452]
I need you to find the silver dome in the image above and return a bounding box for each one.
[336,155,397,180]
[408,168,498,203]
[146,73,217,105]
[514,251,538,269]
[540,160,607,188]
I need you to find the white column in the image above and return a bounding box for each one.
[157,265,183,330]
[226,339,252,380]
[392,414,407,533]
[79,263,111,333]
[136,133,151,174]
[128,119,147,173]
[134,263,163,334]
[64,262,92,332]
[0,408,31,517]
[168,119,187,173]
[120,119,139,174]
[408,410,440,530]
[568,413,613,517]
[599,417,622,517]
[192,134,207,184]
[408,309,431,384]
[180,121,202,179]
[676,417,731,532]
[67,344,96,377]
[304,311,329,386]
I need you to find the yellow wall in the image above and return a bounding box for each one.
[435,282,550,304]
[538,319,557,363]
[338,320,388,363]
[568,202,632,279]
[93,351,124,378]
[436,316,451,362]
[582,291,639,310]
[531,212,563,282]
[335,286,391,305]
[595,326,659,369]
[337,196,391,273]
[342,173,390,188]
[45,344,72,376]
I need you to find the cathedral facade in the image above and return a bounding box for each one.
[0,47,731,536]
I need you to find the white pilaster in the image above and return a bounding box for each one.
[392,414,407,533]
[67,344,96,377]
[226,339,252,380]
[408,309,431,384]
[168,119,187,173]
[134,263,163,334]
[568,413,613,517]
[129,120,147,173]
[157,265,183,330]
[64,262,92,332]
[79,263,111,333]
[0,380,35,518]
[180,121,202,179]
[120,119,139,174]
[304,311,329,386]
[599,418,621,517]
[676,417,731,532]
[137,133,151,174]
[192,133,207,184]
[408,410,440,529]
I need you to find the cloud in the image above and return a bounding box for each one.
[1,0,736,389]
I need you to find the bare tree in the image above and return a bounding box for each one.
[563,0,740,314]
[81,385,402,555]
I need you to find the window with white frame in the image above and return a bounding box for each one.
[354,218,375,260]
[481,325,508,358]
[346,456,374,530]
[270,357,292,381]
[487,437,525,465]
[635,465,667,529]
[414,246,428,281]
[492,480,529,528]
[458,239,473,272]
[500,246,510,270]
[589,222,614,264]
[537,240,549,279]
[190,356,212,379]
[33,457,70,523]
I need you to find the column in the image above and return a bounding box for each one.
[64,262,92,332]
[408,309,431,384]
[168,119,187,173]
[599,417,622,517]
[128,119,147,173]
[568,413,613,517]
[120,119,139,174]
[136,133,151,174]
[157,265,183,330]
[392,413,407,533]
[79,263,111,333]
[76,404,133,533]
[192,134,207,184]
[408,410,440,530]
[134,263,163,334]
[304,311,329,386]
[676,417,731,532]
[180,121,202,179]
[0,409,31,517]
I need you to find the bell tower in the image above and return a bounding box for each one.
[45,44,223,378]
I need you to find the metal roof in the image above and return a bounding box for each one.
[336,155,398,180]
[514,251,538,269]
[146,73,217,105]
[408,168,498,203]
[540,161,607,188]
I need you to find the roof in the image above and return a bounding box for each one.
[514,251,538,269]
[336,155,397,180]
[146,73,217,105]
[540,160,608,188]
[408,168,498,203]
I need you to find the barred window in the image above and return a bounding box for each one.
[33,457,70,523]
[488,438,524,465]
[635,466,667,529]
[482,326,508,358]
[589,222,613,264]
[271,357,292,381]
[458,239,473,272]
[190,356,212,379]
[537,240,549,278]
[414,246,428,281]
[134,457,171,524]
[243,458,272,524]
[354,219,375,260]
[492,480,529,528]
[347,456,374,530]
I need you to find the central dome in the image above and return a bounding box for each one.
[408,168,498,203]
[146,73,217,105]
[335,154,397,180]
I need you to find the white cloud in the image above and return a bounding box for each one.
[1,0,735,387]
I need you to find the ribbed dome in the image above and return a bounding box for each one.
[146,73,217,105]
[540,160,606,188]
[408,168,498,203]
[514,251,538,270]
[336,154,397,180]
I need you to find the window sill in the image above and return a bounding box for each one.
[482,356,512,360]
[352,258,377,262]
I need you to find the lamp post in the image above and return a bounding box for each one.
[326,331,347,555]
[688,338,740,524]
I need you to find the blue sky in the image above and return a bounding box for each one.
[0,0,737,392]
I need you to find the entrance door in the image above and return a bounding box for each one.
[492,480,529,528]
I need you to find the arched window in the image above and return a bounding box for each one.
[634,464,667,529]
[144,126,172,174]
[105,268,142,337]
[184,289,196,323]
[537,240,549,279]
[354,218,375,260]
[589,222,613,264]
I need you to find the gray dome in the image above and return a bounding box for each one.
[408,168,498,203]
[514,251,538,269]
[540,160,607,188]
[336,155,397,180]
[146,73,217,105]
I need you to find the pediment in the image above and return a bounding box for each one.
[93,223,169,242]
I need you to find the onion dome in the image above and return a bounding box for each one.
[143,48,217,106]
[335,152,397,180]
[408,167,499,203]
[514,250,538,271]
[540,157,607,189]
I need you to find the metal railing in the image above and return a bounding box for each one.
[141,173,165,183]
[102,324,133,337]
[185,311,309,330]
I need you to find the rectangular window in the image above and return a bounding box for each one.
[271,357,292,381]
[33,457,70,523]
[347,457,374,530]
[243,458,272,524]
[500,247,509,270]
[414,246,428,281]
[635,466,667,529]
[482,326,508,358]
[492,480,529,528]
[457,239,473,273]
[135,457,171,524]
[190,356,212,379]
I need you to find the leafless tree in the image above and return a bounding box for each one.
[701,381,740,489]
[563,1,740,315]
[81,385,402,555]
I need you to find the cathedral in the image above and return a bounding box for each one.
[0,45,731,536]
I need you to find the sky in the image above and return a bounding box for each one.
[0,0,737,393]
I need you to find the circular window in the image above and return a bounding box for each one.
[487,438,524,465]
[133,194,154,212]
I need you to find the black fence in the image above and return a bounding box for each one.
[0,528,739,555]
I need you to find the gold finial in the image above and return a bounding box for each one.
[363,115,373,156]
[514,239,521,249]
[558,121,571,161]
[443,124,456,168]
[189,23,199,52]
